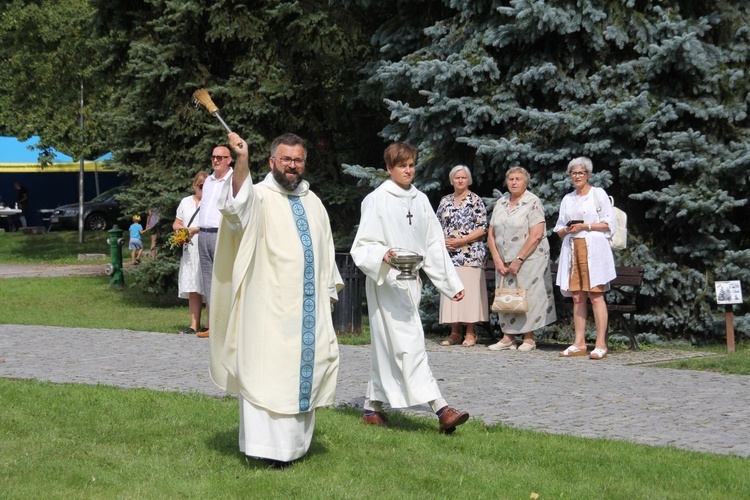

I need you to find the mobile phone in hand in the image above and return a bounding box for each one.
[567,219,584,227]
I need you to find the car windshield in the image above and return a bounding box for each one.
[90,189,121,202]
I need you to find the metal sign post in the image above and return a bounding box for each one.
[78,81,85,243]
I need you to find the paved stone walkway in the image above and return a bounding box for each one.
[1,324,748,457]
[0,263,106,278]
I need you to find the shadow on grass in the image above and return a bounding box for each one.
[106,255,183,309]
[328,404,435,434]
[117,279,182,309]
[206,416,335,470]
[206,404,443,469]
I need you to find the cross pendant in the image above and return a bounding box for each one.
[406,210,413,225]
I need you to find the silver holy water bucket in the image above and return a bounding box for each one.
[389,248,424,280]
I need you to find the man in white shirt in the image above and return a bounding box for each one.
[197,146,233,338]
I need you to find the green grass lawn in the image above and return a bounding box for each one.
[0,230,111,264]
[2,378,747,499]
[2,232,749,497]
[1,274,189,333]
[0,231,372,342]
[656,345,750,374]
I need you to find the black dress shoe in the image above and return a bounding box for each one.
[438,407,469,434]
[362,412,390,427]
[265,459,292,469]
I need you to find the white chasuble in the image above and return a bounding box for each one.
[350,180,464,408]
[208,172,342,417]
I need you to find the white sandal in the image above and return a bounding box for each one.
[559,345,587,357]
[488,339,516,351]
[518,341,536,352]
[589,348,608,360]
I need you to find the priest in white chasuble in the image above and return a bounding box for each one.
[350,141,471,434]
[209,131,343,466]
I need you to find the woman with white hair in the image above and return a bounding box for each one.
[435,165,489,347]
[553,156,616,360]
[487,166,556,352]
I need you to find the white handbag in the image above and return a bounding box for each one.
[491,275,529,313]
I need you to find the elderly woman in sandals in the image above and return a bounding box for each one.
[487,166,556,352]
[436,165,489,347]
[553,157,617,360]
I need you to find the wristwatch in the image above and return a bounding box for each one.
[516,256,524,262]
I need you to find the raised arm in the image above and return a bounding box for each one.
[227,132,249,196]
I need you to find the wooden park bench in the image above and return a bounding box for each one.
[485,261,645,350]
[550,263,645,350]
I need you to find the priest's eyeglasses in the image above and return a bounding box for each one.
[274,156,306,167]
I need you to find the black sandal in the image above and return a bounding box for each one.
[179,327,196,335]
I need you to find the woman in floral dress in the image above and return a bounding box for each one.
[436,165,489,347]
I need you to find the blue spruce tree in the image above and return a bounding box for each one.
[346,0,750,343]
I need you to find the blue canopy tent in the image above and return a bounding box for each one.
[0,136,121,227]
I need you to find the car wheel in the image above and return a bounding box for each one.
[86,213,109,231]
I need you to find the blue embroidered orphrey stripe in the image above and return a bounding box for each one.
[288,195,316,412]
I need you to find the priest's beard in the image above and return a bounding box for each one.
[272,165,303,191]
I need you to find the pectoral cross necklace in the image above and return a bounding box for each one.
[401,196,414,225]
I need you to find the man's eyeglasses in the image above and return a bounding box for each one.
[211,155,230,161]
[274,156,306,167]
[569,171,588,177]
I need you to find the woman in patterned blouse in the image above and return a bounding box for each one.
[436,165,489,347]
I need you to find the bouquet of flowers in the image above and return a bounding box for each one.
[167,228,192,254]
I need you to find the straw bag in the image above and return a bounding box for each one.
[491,275,528,313]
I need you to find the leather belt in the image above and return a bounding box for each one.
[200,227,218,233]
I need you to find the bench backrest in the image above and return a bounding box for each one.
[486,261,644,299]
[548,263,644,287]
[485,261,644,286]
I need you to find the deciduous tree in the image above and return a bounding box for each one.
[0,0,110,162]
